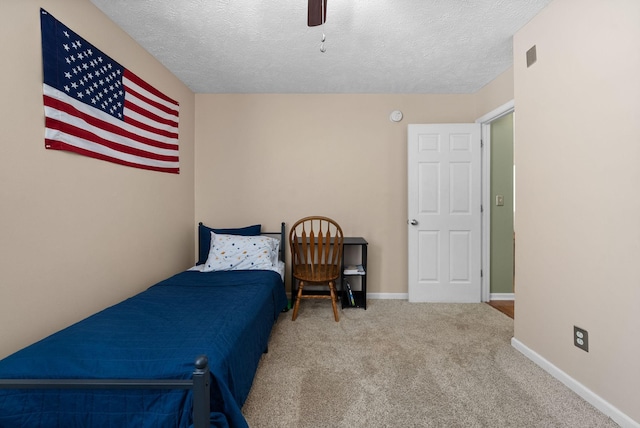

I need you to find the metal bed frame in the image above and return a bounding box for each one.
[0,222,287,427]
[0,355,211,428]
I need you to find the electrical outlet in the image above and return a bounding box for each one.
[574,326,589,352]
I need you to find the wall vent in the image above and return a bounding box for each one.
[526,45,537,67]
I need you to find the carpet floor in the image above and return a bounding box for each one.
[242,299,618,427]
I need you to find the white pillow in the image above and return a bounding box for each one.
[202,232,280,272]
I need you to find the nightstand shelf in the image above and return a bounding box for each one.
[341,237,368,309]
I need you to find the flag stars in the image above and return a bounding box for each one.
[51,26,127,121]
[63,30,70,38]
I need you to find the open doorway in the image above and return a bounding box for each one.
[489,113,514,298]
[478,101,515,317]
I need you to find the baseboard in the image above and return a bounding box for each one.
[368,293,514,302]
[511,338,639,428]
[367,293,408,300]
[489,293,514,301]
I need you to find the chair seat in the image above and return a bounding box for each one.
[292,264,340,283]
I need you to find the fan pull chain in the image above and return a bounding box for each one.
[320,0,326,52]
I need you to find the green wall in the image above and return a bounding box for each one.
[490,113,514,294]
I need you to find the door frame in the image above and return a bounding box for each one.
[476,100,514,302]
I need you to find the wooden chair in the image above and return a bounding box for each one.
[290,216,344,321]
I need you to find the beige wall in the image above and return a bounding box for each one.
[195,83,513,294]
[513,0,640,423]
[0,1,195,358]
[475,66,513,118]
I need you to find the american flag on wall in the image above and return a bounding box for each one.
[40,9,180,174]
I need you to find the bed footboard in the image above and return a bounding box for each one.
[192,355,211,428]
[0,355,211,428]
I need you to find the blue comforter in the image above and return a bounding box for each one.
[0,270,287,428]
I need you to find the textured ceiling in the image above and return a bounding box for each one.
[89,0,551,94]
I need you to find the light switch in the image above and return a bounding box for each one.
[496,195,504,206]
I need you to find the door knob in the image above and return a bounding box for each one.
[409,219,418,226]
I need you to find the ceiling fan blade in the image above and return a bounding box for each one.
[308,0,327,27]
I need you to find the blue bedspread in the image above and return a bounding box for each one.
[0,270,287,428]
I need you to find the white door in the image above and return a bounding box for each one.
[408,124,482,302]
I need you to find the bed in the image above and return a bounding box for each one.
[0,222,288,428]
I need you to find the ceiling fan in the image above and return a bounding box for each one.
[307,0,327,26]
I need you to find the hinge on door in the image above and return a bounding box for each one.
[481,139,484,148]
[481,269,483,278]
[481,205,484,213]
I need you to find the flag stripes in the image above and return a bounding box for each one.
[44,86,180,173]
[44,86,178,153]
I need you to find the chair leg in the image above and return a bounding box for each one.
[329,281,339,322]
[292,281,304,321]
